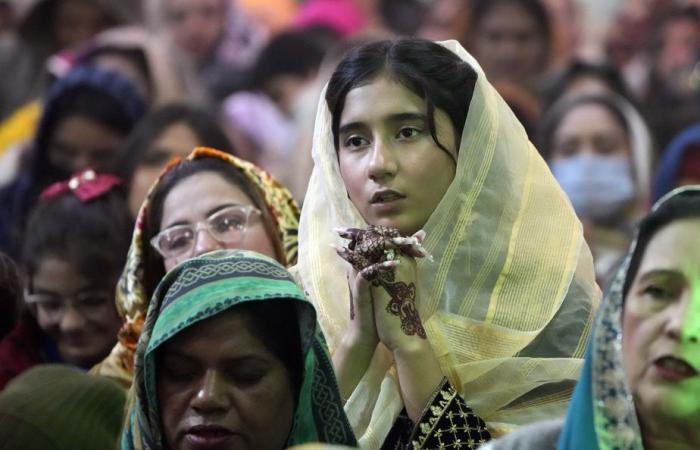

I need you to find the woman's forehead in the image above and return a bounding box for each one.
[639,218,700,275]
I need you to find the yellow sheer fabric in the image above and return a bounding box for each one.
[295,40,601,447]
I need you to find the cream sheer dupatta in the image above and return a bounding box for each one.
[296,40,601,448]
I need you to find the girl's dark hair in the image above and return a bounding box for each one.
[623,188,700,299]
[325,38,478,157]
[21,186,133,292]
[470,0,552,53]
[236,300,304,401]
[537,94,631,161]
[117,103,234,180]
[142,158,284,299]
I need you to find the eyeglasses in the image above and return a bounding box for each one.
[150,205,262,259]
[25,289,114,322]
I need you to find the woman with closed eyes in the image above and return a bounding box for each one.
[122,249,356,450]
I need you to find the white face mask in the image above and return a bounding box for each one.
[552,154,636,222]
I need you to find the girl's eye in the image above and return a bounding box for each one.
[343,136,368,149]
[397,127,420,139]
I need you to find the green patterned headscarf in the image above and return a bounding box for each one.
[122,250,357,450]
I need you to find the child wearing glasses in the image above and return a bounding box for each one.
[0,169,131,389]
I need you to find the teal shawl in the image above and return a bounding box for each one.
[557,186,700,450]
[122,250,357,449]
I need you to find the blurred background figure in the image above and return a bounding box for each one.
[0,25,200,187]
[539,94,654,286]
[643,4,700,149]
[146,0,266,102]
[654,122,700,202]
[0,66,144,255]
[0,365,125,448]
[238,0,298,35]
[540,59,635,111]
[71,26,200,108]
[0,0,139,120]
[119,103,235,216]
[222,28,330,198]
[0,1,15,38]
[539,0,582,67]
[0,169,131,389]
[417,0,471,45]
[467,0,552,94]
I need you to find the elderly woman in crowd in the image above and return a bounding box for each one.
[122,249,357,450]
[482,185,700,450]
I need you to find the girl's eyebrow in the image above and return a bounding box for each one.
[339,113,427,135]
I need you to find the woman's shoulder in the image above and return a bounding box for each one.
[480,419,564,450]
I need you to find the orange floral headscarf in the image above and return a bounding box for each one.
[91,147,300,387]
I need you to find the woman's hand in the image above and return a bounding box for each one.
[370,254,426,351]
[332,247,396,400]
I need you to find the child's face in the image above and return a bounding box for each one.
[28,256,121,368]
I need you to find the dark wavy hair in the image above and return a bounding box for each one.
[325,38,478,158]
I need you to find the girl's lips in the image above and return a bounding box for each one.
[370,189,406,204]
[653,356,698,381]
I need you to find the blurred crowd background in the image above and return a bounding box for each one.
[1,0,700,339]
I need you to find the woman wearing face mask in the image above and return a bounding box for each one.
[539,93,654,287]
[296,38,600,449]
[481,185,700,450]
[92,147,299,387]
[122,249,357,450]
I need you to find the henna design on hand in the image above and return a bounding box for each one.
[335,225,428,338]
[375,271,426,338]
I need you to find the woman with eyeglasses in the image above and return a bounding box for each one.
[92,146,300,387]
[0,169,132,389]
